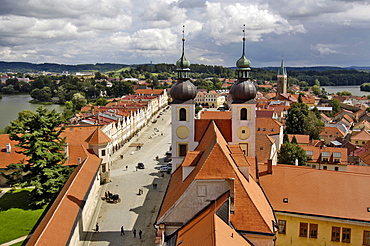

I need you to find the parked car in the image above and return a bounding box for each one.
[137,163,145,169]
[160,166,168,172]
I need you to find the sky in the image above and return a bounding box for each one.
[0,0,370,68]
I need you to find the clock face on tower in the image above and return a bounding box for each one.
[176,126,190,139]
[237,126,250,140]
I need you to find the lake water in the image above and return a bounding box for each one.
[0,94,64,130]
[322,85,370,97]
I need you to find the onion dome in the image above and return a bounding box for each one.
[229,80,257,103]
[170,25,197,103]
[229,24,256,103]
[170,80,197,103]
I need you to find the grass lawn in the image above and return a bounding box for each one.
[0,188,46,245]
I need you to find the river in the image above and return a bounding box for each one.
[0,94,64,130]
[322,85,370,97]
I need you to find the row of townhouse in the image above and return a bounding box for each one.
[194,89,226,108]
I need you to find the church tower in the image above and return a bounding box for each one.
[170,26,197,170]
[276,58,287,99]
[229,25,257,156]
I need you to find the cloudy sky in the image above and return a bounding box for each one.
[0,0,369,67]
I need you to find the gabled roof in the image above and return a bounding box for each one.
[157,121,275,234]
[0,134,26,169]
[175,192,252,246]
[353,120,370,130]
[85,127,111,145]
[351,128,370,141]
[255,134,275,164]
[27,151,102,245]
[288,134,310,145]
[256,117,282,136]
[195,119,232,142]
[259,164,370,223]
[301,145,348,165]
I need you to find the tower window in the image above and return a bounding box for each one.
[179,108,186,121]
[240,108,247,120]
[179,144,187,156]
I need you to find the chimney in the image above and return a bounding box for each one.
[78,157,81,165]
[255,156,260,184]
[267,159,273,174]
[64,143,69,160]
[229,178,235,213]
[6,143,11,154]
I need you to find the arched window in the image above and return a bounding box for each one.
[240,108,247,120]
[180,108,186,121]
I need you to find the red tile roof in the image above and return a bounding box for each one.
[260,164,370,222]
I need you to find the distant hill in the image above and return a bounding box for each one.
[261,66,362,72]
[0,61,131,73]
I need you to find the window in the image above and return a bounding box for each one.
[242,130,245,134]
[332,227,340,242]
[179,108,186,121]
[312,165,316,169]
[309,224,318,238]
[271,128,274,132]
[278,220,286,234]
[335,167,339,171]
[364,231,370,245]
[299,222,308,237]
[342,228,351,243]
[179,144,187,157]
[263,128,266,131]
[197,185,207,197]
[257,128,260,131]
[240,108,247,120]
[322,157,328,162]
[101,149,106,156]
[102,163,106,173]
[323,166,327,170]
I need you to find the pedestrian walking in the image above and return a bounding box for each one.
[125,165,128,170]
[133,229,136,238]
[139,230,142,239]
[95,223,99,233]
[121,226,125,236]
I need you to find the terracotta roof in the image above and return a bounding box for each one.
[288,134,310,144]
[343,114,354,123]
[320,113,332,122]
[347,165,370,175]
[85,128,111,145]
[301,145,348,165]
[175,192,252,246]
[157,121,275,234]
[320,126,345,139]
[255,134,275,164]
[353,120,370,130]
[27,152,102,245]
[256,118,282,135]
[259,164,370,222]
[199,111,231,120]
[195,119,232,142]
[0,134,26,169]
[134,88,164,95]
[352,128,370,142]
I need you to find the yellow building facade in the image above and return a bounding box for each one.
[276,210,370,245]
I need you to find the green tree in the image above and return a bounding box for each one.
[5,107,73,206]
[278,142,307,166]
[286,103,324,139]
[328,99,341,115]
[96,97,108,106]
[71,93,87,111]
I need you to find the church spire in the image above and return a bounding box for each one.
[278,57,287,76]
[236,24,251,79]
[176,25,191,79]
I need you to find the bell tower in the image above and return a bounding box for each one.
[276,58,287,99]
[170,26,197,170]
[229,25,257,156]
